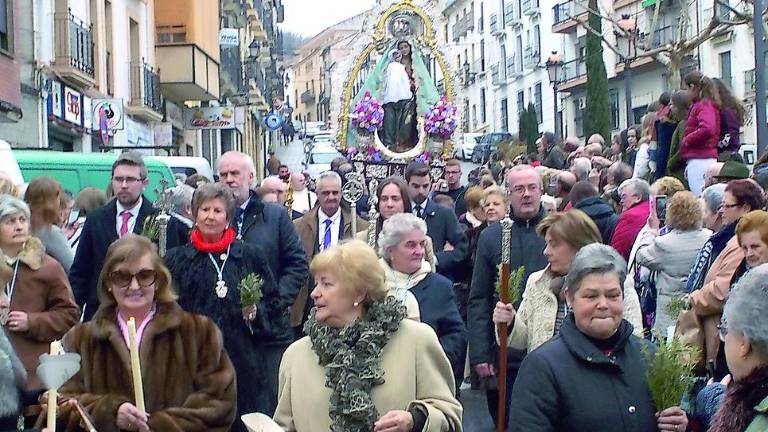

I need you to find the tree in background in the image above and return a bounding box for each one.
[519,103,540,154]
[584,0,612,142]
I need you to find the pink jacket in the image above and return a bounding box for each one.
[610,200,650,261]
[681,99,720,161]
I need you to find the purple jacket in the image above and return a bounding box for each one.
[719,107,741,152]
[681,99,720,161]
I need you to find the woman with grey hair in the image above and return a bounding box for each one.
[509,243,689,432]
[706,264,768,431]
[0,194,78,396]
[378,212,466,390]
[0,327,25,431]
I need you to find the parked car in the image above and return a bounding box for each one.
[456,133,482,160]
[472,132,513,163]
[303,122,325,140]
[303,146,343,179]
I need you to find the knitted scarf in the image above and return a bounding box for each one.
[304,297,406,432]
[190,227,236,253]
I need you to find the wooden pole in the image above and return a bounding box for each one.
[46,341,62,432]
[497,216,513,432]
[127,317,146,413]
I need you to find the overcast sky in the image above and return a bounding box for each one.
[280,0,375,37]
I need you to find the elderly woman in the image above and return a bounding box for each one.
[357,177,436,268]
[482,185,508,224]
[0,195,78,393]
[274,240,462,432]
[689,179,765,377]
[378,213,466,389]
[53,235,236,431]
[635,191,713,333]
[165,183,282,431]
[706,264,768,432]
[24,177,74,273]
[493,210,643,353]
[508,244,688,432]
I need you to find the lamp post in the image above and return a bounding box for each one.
[617,14,637,127]
[545,51,563,139]
[754,0,767,158]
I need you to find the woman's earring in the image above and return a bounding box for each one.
[353,301,360,308]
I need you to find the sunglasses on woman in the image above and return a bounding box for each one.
[108,269,157,289]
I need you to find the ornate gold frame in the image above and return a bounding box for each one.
[336,0,456,159]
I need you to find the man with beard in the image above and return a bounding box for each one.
[290,171,368,337]
[468,164,549,427]
[69,152,189,320]
[277,164,290,183]
[217,150,307,414]
[406,163,468,280]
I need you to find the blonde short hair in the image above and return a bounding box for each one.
[309,240,387,307]
[536,209,602,250]
[666,191,703,231]
[481,185,509,207]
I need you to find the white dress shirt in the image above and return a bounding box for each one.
[412,200,427,218]
[115,198,142,237]
[318,208,342,250]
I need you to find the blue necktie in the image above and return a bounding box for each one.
[322,219,333,250]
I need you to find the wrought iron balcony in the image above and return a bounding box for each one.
[301,90,315,105]
[127,60,163,122]
[52,11,95,88]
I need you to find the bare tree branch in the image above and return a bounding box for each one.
[571,14,624,57]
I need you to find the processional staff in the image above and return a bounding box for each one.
[497,215,513,432]
[342,172,365,235]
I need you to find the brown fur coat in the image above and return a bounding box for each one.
[1,237,79,390]
[53,302,237,432]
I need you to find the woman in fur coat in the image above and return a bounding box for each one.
[165,184,282,432]
[52,235,237,432]
[0,195,78,392]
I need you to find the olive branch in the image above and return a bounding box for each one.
[239,273,264,309]
[644,336,699,411]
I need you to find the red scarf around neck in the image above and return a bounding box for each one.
[190,227,236,253]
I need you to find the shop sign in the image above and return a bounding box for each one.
[183,106,236,130]
[64,87,83,125]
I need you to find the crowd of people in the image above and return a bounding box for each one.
[1,70,768,432]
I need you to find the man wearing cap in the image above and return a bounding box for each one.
[714,160,750,182]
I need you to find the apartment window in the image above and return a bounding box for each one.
[516,35,523,72]
[534,25,541,56]
[534,83,543,124]
[574,99,584,137]
[0,0,12,53]
[719,51,732,89]
[609,89,620,130]
[156,25,186,44]
[480,39,485,71]
[500,44,507,78]
[472,104,477,128]
[517,90,524,113]
[479,3,484,32]
[481,88,487,123]
[501,98,509,132]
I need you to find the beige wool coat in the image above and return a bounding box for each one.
[274,319,463,432]
[502,266,644,352]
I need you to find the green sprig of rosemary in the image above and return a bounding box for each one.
[665,296,689,319]
[644,336,699,411]
[496,265,526,305]
[140,215,160,242]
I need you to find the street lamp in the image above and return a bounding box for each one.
[545,51,563,139]
[462,60,475,86]
[617,14,638,127]
[248,38,260,58]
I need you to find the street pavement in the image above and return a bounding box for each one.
[275,137,494,431]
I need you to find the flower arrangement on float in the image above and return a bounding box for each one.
[423,96,457,141]
[350,91,385,135]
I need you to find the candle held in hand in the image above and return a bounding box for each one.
[127,317,146,413]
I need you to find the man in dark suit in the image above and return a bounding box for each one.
[291,171,368,337]
[217,150,307,415]
[69,152,189,321]
[405,163,468,280]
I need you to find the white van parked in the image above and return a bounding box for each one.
[0,140,24,185]
[152,156,215,181]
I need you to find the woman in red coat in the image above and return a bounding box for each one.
[682,71,721,196]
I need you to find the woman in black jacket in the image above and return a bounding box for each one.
[165,183,282,432]
[509,244,688,432]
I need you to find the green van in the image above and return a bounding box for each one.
[13,151,175,202]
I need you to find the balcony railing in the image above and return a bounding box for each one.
[473,59,486,75]
[552,0,584,26]
[522,0,540,15]
[560,58,587,83]
[451,12,475,41]
[490,14,501,35]
[491,63,504,85]
[649,24,678,47]
[53,12,95,81]
[130,61,163,113]
[506,55,521,78]
[523,46,539,69]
